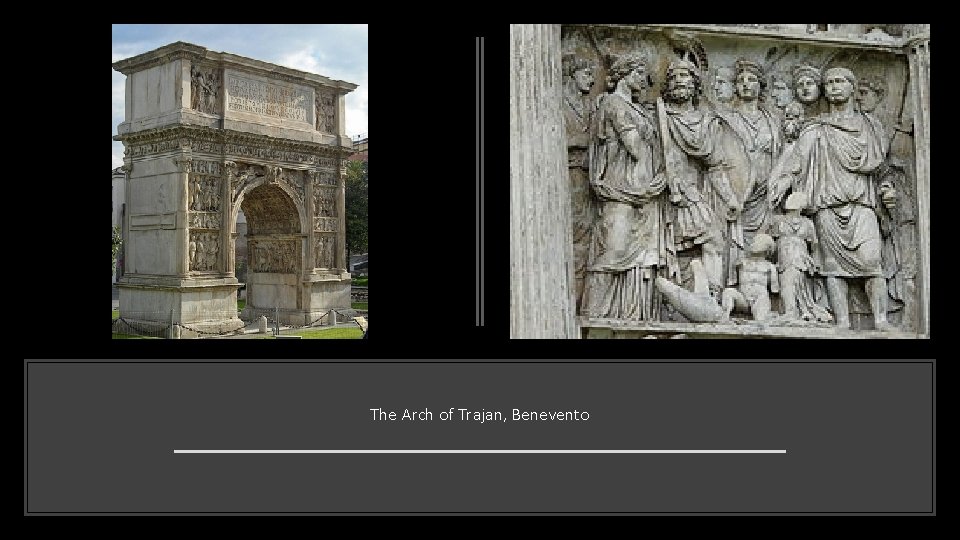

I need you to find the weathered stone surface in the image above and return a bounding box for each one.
[114,42,359,335]
[510,24,578,339]
[510,24,930,338]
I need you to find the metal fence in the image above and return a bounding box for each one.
[112,308,362,338]
[241,306,354,336]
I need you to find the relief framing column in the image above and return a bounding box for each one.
[120,161,133,281]
[222,160,237,278]
[336,155,347,272]
[509,24,577,338]
[173,155,192,277]
[906,33,931,337]
[306,169,317,274]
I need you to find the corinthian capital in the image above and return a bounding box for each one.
[173,156,193,173]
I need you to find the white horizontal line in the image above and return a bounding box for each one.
[173,450,786,454]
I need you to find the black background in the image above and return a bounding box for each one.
[20,21,938,516]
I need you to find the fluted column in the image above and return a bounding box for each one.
[906,34,930,336]
[337,157,347,273]
[306,170,317,273]
[509,24,577,339]
[222,161,237,278]
[173,156,192,277]
[120,161,132,281]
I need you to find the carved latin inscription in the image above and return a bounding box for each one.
[228,75,308,122]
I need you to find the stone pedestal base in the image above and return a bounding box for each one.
[580,318,924,339]
[240,273,352,326]
[118,280,243,335]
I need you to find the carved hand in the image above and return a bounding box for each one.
[726,200,742,221]
[669,190,688,207]
[756,134,773,152]
[880,185,897,209]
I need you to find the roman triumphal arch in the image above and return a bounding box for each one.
[113,41,357,335]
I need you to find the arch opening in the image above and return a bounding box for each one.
[238,183,305,322]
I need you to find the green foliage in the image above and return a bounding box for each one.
[352,276,368,287]
[237,299,246,312]
[272,327,363,339]
[344,160,368,257]
[351,302,368,310]
[111,333,159,339]
[112,309,119,320]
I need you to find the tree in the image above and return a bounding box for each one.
[344,159,368,266]
[112,225,122,275]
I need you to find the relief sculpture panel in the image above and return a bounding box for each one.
[248,238,301,274]
[563,25,924,333]
[189,231,220,272]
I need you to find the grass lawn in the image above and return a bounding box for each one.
[351,302,368,310]
[352,277,368,287]
[112,309,119,320]
[269,327,363,339]
[111,333,159,339]
[237,299,246,311]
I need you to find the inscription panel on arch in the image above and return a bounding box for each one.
[225,70,312,125]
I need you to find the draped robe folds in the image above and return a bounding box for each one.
[770,112,888,277]
[660,102,742,286]
[720,106,782,241]
[771,215,832,322]
[563,87,596,313]
[583,93,667,320]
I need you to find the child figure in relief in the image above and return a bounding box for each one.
[770,192,833,323]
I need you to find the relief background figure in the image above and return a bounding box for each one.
[582,54,667,320]
[726,59,782,245]
[769,67,895,330]
[562,53,598,314]
[770,192,832,322]
[657,58,743,298]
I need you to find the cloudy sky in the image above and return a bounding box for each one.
[112,24,368,169]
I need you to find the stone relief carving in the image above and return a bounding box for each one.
[316,90,336,133]
[770,67,895,330]
[121,125,341,164]
[720,233,779,321]
[658,58,743,299]
[316,157,339,169]
[233,163,264,204]
[314,217,338,232]
[314,188,337,218]
[191,64,221,115]
[189,212,221,229]
[769,193,832,323]
[314,169,338,186]
[563,53,598,315]
[563,25,923,333]
[227,75,308,122]
[248,238,300,273]
[581,53,666,320]
[189,177,221,212]
[189,231,220,272]
[315,234,335,268]
[129,139,182,157]
[279,169,305,207]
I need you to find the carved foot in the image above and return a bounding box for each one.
[873,320,896,332]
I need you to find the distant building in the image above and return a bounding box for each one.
[350,253,368,276]
[348,134,367,162]
[347,136,367,277]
